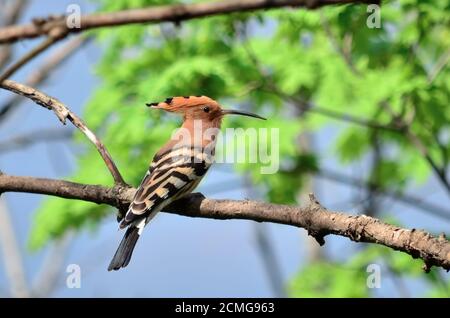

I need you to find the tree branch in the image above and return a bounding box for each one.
[0,79,126,185]
[0,173,448,272]
[0,0,376,44]
[0,0,29,68]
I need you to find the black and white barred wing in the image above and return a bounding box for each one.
[119,146,212,228]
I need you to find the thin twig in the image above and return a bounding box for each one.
[0,0,29,69]
[0,80,126,185]
[292,95,400,132]
[0,36,89,123]
[256,80,401,132]
[0,1,28,27]
[0,27,68,83]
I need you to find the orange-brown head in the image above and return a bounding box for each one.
[146,95,265,127]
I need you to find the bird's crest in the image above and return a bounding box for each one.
[146,95,218,111]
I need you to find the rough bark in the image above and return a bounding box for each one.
[0,174,448,272]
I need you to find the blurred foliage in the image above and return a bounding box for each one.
[28,0,449,296]
[290,244,450,297]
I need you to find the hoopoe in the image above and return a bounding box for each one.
[108,96,265,271]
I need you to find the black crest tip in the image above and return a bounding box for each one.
[146,102,158,107]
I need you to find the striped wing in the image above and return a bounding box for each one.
[119,146,212,228]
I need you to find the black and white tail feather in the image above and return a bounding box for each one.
[107,145,211,271]
[107,225,140,271]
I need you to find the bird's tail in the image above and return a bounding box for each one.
[108,226,140,271]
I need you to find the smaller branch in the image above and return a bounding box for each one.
[0,36,89,123]
[0,1,28,27]
[0,0,29,69]
[0,80,126,185]
[0,27,68,83]
[307,101,398,132]
[0,0,375,44]
[266,85,401,132]
[0,128,73,153]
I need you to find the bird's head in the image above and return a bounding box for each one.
[146,96,266,124]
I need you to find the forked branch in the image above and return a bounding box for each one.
[0,80,126,185]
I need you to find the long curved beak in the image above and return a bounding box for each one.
[222,109,266,120]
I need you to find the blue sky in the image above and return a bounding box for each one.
[0,0,448,297]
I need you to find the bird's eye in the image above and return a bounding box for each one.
[203,106,210,113]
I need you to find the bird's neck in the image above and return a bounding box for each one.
[170,118,221,149]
